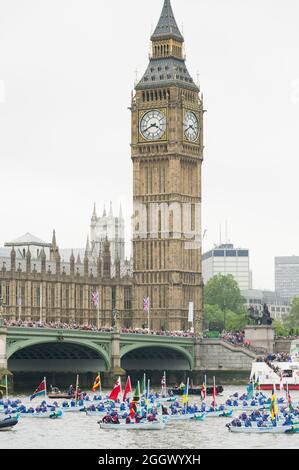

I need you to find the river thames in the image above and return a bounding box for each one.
[1,386,299,449]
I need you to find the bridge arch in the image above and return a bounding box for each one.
[120,343,194,371]
[7,337,111,372]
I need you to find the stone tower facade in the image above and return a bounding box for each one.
[131,0,204,334]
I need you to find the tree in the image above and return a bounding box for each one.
[283,297,299,331]
[203,304,247,332]
[204,274,246,312]
[272,320,289,337]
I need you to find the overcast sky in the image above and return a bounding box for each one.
[0,0,298,290]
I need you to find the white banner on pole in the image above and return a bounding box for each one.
[188,302,194,323]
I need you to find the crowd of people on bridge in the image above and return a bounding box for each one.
[2,319,195,338]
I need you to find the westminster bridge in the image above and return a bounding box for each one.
[0,325,264,389]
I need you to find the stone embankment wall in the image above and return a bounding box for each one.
[200,339,256,371]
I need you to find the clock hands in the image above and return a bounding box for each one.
[144,122,159,133]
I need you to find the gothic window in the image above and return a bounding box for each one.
[5,285,9,306]
[51,286,55,308]
[124,287,132,310]
[36,287,40,308]
[111,287,116,310]
[169,210,174,238]
[65,285,69,309]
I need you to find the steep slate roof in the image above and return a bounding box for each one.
[151,0,184,42]
[136,0,198,92]
[136,57,198,91]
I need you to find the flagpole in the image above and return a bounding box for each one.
[75,374,79,406]
[204,374,207,402]
[148,305,150,334]
[138,380,141,414]
[97,292,100,330]
[44,376,47,402]
[40,283,43,324]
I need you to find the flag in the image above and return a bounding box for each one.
[270,386,278,421]
[91,291,99,308]
[123,376,132,402]
[182,379,189,405]
[92,374,101,392]
[201,382,206,401]
[143,297,150,312]
[161,372,166,392]
[140,374,146,395]
[211,379,217,408]
[129,401,137,419]
[132,382,140,403]
[109,377,121,401]
[30,378,46,401]
[247,380,254,398]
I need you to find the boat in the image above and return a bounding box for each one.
[99,421,166,430]
[167,412,205,421]
[0,416,19,431]
[158,396,177,403]
[18,410,62,419]
[168,386,223,396]
[227,423,295,433]
[250,340,299,390]
[205,410,233,418]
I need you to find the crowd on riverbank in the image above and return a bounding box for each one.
[2,320,195,337]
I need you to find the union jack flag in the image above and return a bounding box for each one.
[143,297,150,312]
[91,291,99,308]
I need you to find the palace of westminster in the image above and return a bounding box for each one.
[0,1,204,335]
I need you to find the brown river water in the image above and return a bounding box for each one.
[1,386,299,449]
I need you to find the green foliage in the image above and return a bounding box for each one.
[204,274,246,314]
[203,303,248,332]
[283,297,299,330]
[272,320,290,336]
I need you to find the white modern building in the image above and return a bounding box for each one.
[275,256,299,301]
[202,243,252,291]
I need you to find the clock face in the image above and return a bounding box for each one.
[184,111,199,142]
[140,110,166,141]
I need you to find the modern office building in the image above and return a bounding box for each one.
[202,243,251,291]
[275,256,299,301]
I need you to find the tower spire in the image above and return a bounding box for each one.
[136,0,198,92]
[92,202,97,220]
[52,229,57,248]
[151,0,184,42]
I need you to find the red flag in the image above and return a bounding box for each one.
[129,401,137,419]
[201,383,206,400]
[122,376,132,402]
[109,377,121,401]
[211,381,217,408]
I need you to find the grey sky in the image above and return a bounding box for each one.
[0,0,298,290]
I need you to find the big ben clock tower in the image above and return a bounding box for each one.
[131,0,204,336]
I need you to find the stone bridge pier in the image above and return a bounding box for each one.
[0,326,8,372]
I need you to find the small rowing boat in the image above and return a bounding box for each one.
[99,421,166,430]
[227,424,295,433]
[0,416,19,431]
